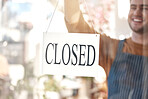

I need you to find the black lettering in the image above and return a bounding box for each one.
[54,43,61,64]
[45,43,54,64]
[79,44,86,66]
[71,44,78,66]
[62,44,71,65]
[86,45,95,66]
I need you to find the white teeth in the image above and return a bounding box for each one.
[134,19,142,22]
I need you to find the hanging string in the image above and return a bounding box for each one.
[46,0,97,34]
[82,0,97,34]
[45,0,60,33]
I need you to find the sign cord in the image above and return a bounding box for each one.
[46,0,60,33]
[82,0,97,34]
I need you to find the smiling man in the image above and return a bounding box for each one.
[129,0,148,44]
[64,0,148,98]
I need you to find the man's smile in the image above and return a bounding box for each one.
[132,18,143,23]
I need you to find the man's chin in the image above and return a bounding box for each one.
[130,25,144,34]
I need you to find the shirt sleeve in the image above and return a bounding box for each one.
[64,12,95,33]
[99,35,119,77]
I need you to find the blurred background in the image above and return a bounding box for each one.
[0,0,131,99]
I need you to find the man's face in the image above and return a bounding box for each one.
[128,0,148,34]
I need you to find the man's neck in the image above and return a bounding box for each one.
[131,32,148,45]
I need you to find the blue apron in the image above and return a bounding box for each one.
[108,40,148,99]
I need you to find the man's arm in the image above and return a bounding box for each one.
[64,0,81,24]
[64,0,95,33]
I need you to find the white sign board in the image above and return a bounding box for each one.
[43,33,100,77]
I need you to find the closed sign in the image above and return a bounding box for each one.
[43,33,100,77]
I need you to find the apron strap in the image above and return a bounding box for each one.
[117,40,125,53]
